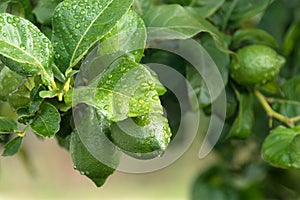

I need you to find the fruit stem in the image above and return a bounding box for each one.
[254,89,295,128]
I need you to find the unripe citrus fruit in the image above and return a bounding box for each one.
[230,45,286,87]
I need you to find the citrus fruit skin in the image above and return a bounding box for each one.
[230,45,286,87]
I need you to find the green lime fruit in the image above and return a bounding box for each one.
[230,45,286,87]
[110,114,172,160]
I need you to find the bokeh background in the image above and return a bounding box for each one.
[0,103,215,200]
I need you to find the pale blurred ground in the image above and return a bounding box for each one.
[0,112,216,200]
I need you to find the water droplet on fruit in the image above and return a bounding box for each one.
[138,98,144,104]
[13,16,20,23]
[136,75,143,80]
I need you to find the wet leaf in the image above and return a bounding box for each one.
[71,106,119,187]
[30,102,61,138]
[98,10,147,63]
[72,56,164,122]
[52,0,134,73]
[0,13,54,86]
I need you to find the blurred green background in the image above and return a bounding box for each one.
[0,106,215,200]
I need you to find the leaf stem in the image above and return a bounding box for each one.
[254,89,295,128]
[51,79,59,91]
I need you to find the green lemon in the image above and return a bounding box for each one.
[110,114,171,160]
[230,45,286,87]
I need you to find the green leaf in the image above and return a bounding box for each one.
[133,0,151,15]
[71,106,119,187]
[0,0,34,21]
[98,10,147,63]
[30,102,61,138]
[272,99,300,119]
[56,110,73,150]
[185,0,225,18]
[143,4,227,51]
[0,66,25,101]
[110,114,172,159]
[2,136,23,156]
[0,13,55,86]
[7,84,31,111]
[28,85,45,114]
[72,57,164,122]
[0,67,31,110]
[52,0,134,73]
[32,0,63,25]
[282,76,300,102]
[230,0,270,22]
[262,126,300,168]
[227,92,254,139]
[282,22,299,56]
[0,116,17,134]
[232,29,278,49]
[257,0,290,45]
[186,35,229,109]
[71,130,115,187]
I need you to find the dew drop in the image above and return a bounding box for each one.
[55,54,61,59]
[80,171,85,175]
[20,44,26,50]
[148,80,154,86]
[6,16,13,24]
[75,23,80,29]
[103,105,109,110]
[152,95,159,100]
[136,75,143,80]
[13,16,20,23]
[2,33,7,37]
[141,82,148,87]
[138,98,144,104]
[80,10,86,15]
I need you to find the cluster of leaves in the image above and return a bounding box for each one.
[1,0,300,193]
[0,0,172,186]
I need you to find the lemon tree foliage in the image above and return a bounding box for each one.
[0,0,300,196]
